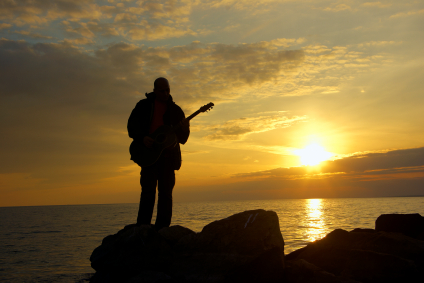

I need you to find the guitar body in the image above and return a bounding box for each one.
[130,125,177,167]
[129,102,214,167]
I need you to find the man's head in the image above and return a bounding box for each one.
[154,77,170,103]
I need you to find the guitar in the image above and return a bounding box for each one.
[129,102,214,167]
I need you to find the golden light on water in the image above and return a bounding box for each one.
[305,198,326,242]
[307,199,322,218]
[294,143,333,166]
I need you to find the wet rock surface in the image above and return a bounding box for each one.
[286,220,424,283]
[90,212,424,283]
[375,213,424,239]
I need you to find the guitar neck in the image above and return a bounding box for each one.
[172,110,201,132]
[186,110,202,121]
[172,102,213,132]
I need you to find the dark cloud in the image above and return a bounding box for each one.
[233,147,424,179]
[177,174,424,202]
[0,0,196,41]
[0,0,100,25]
[175,147,424,201]
[0,38,138,179]
[0,38,304,187]
[324,148,424,173]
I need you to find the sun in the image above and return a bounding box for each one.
[294,143,333,166]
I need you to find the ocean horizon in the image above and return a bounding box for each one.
[1,196,423,282]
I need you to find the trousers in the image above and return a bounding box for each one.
[137,155,175,230]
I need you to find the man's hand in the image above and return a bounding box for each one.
[180,119,190,132]
[143,136,154,148]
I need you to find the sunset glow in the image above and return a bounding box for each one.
[294,144,333,166]
[0,0,424,206]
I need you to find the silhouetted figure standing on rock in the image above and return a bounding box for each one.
[127,77,190,231]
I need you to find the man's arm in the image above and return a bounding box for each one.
[174,106,190,145]
[127,100,149,141]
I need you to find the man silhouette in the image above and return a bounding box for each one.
[127,77,190,230]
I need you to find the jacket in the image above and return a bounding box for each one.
[127,92,189,170]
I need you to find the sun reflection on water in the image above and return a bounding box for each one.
[305,198,326,242]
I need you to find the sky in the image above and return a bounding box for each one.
[1,0,424,207]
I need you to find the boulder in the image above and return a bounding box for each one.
[284,259,361,283]
[226,247,285,283]
[126,270,173,283]
[286,228,424,283]
[185,209,284,254]
[350,228,376,234]
[89,210,424,283]
[341,249,418,283]
[375,213,424,239]
[169,209,285,282]
[90,224,172,282]
[158,225,195,246]
[89,209,286,283]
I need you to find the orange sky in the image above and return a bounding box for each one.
[1,0,424,207]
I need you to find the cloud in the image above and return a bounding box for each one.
[91,39,306,109]
[0,37,305,180]
[0,23,12,29]
[126,22,197,40]
[0,0,103,25]
[0,35,414,200]
[62,37,94,45]
[206,0,286,10]
[164,40,306,107]
[390,9,424,18]
[204,114,308,141]
[0,38,138,179]
[303,44,332,54]
[14,30,54,39]
[357,41,399,48]
[62,20,120,38]
[233,147,424,181]
[194,147,423,200]
[323,4,352,12]
[64,21,96,38]
[361,2,392,8]
[0,0,198,41]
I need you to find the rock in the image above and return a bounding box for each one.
[349,228,376,234]
[178,209,284,255]
[284,259,361,283]
[89,210,424,283]
[225,247,285,283]
[89,209,286,283]
[90,224,172,282]
[287,228,424,283]
[375,213,424,238]
[158,225,195,246]
[169,209,285,282]
[126,270,173,283]
[341,249,418,283]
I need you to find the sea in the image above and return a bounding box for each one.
[1,197,423,282]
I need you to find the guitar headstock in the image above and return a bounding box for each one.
[199,102,214,113]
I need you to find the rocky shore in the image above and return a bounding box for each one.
[89,210,424,283]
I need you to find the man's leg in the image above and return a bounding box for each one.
[155,162,175,230]
[137,165,158,225]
